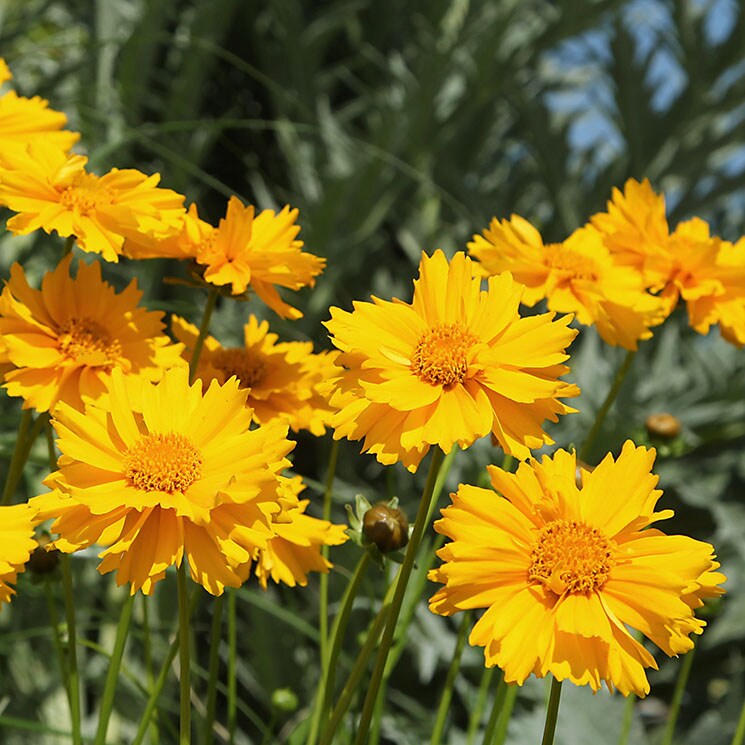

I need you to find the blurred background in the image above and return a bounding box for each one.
[1,1,745,743]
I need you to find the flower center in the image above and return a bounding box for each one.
[528,519,615,595]
[58,317,122,365]
[411,323,478,388]
[212,348,265,388]
[124,432,203,493]
[59,173,115,214]
[545,243,599,282]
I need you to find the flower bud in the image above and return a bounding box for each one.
[645,413,682,441]
[271,687,299,713]
[574,459,595,489]
[27,533,60,576]
[363,502,409,553]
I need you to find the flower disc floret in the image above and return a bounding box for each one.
[411,323,477,387]
[124,433,203,493]
[212,348,266,388]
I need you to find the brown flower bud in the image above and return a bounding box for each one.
[363,502,409,553]
[645,413,682,441]
[27,534,60,576]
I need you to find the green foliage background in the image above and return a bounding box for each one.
[0,0,744,743]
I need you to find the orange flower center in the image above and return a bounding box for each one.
[58,317,122,365]
[545,243,599,282]
[411,323,478,387]
[124,432,203,493]
[528,519,615,595]
[212,348,265,388]
[59,173,115,214]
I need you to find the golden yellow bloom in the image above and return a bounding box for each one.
[429,442,725,696]
[247,475,348,589]
[325,250,579,471]
[0,141,185,262]
[173,314,338,435]
[0,255,184,412]
[31,367,295,595]
[191,196,325,319]
[0,59,11,86]
[468,217,665,349]
[0,503,37,606]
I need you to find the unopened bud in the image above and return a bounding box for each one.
[27,533,60,576]
[363,502,409,553]
[271,687,298,713]
[645,413,682,441]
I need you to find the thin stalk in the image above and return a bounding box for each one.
[466,667,498,745]
[617,692,636,745]
[177,561,192,745]
[429,611,471,745]
[731,684,745,745]
[94,593,136,745]
[20,411,49,465]
[353,447,446,745]
[189,288,219,382]
[227,588,237,745]
[492,683,518,745]
[61,555,82,745]
[540,677,563,745]
[661,647,695,745]
[141,595,159,745]
[579,350,636,462]
[43,581,70,704]
[1,408,32,505]
[319,440,340,670]
[203,594,226,745]
[482,676,507,745]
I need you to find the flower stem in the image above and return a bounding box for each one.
[661,647,695,745]
[319,439,340,670]
[43,580,70,704]
[1,408,32,505]
[227,588,237,745]
[429,611,471,745]
[617,692,636,745]
[203,593,225,745]
[141,595,159,745]
[94,593,136,745]
[466,667,498,745]
[492,683,518,745]
[540,677,563,745]
[189,287,219,382]
[177,560,192,745]
[731,685,745,745]
[353,446,445,745]
[61,555,82,745]
[579,349,636,462]
[482,676,507,744]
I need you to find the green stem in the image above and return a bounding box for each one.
[429,612,471,745]
[579,350,636,462]
[353,447,446,745]
[177,561,192,745]
[94,593,136,745]
[731,683,745,745]
[482,676,507,745]
[661,647,695,745]
[189,288,219,382]
[204,594,225,745]
[1,408,32,505]
[540,677,563,745]
[424,444,458,527]
[61,555,82,745]
[617,692,636,745]
[43,581,70,704]
[466,668,498,745]
[227,588,237,745]
[492,683,518,745]
[141,595,159,745]
[319,440,340,673]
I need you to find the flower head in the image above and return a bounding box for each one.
[0,141,185,261]
[0,503,37,607]
[0,255,184,412]
[468,217,665,349]
[32,367,296,595]
[172,314,338,435]
[429,442,725,696]
[325,250,579,471]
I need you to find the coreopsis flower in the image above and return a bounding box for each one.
[248,475,348,589]
[0,503,37,607]
[0,255,184,412]
[31,367,295,595]
[172,314,338,435]
[468,217,665,349]
[0,140,185,262]
[0,59,11,86]
[187,195,325,319]
[429,442,725,697]
[325,250,579,471]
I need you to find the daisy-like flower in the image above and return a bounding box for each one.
[31,367,296,595]
[325,250,579,471]
[429,442,725,696]
[186,195,325,319]
[0,503,37,607]
[0,140,185,262]
[0,255,184,412]
[247,475,348,589]
[468,217,665,349]
[172,314,338,435]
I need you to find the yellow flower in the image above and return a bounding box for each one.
[191,195,325,319]
[468,217,665,349]
[0,503,37,607]
[0,255,184,412]
[429,442,725,696]
[172,314,338,435]
[325,250,579,471]
[31,367,295,595]
[0,59,11,86]
[0,141,185,262]
[248,475,348,589]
